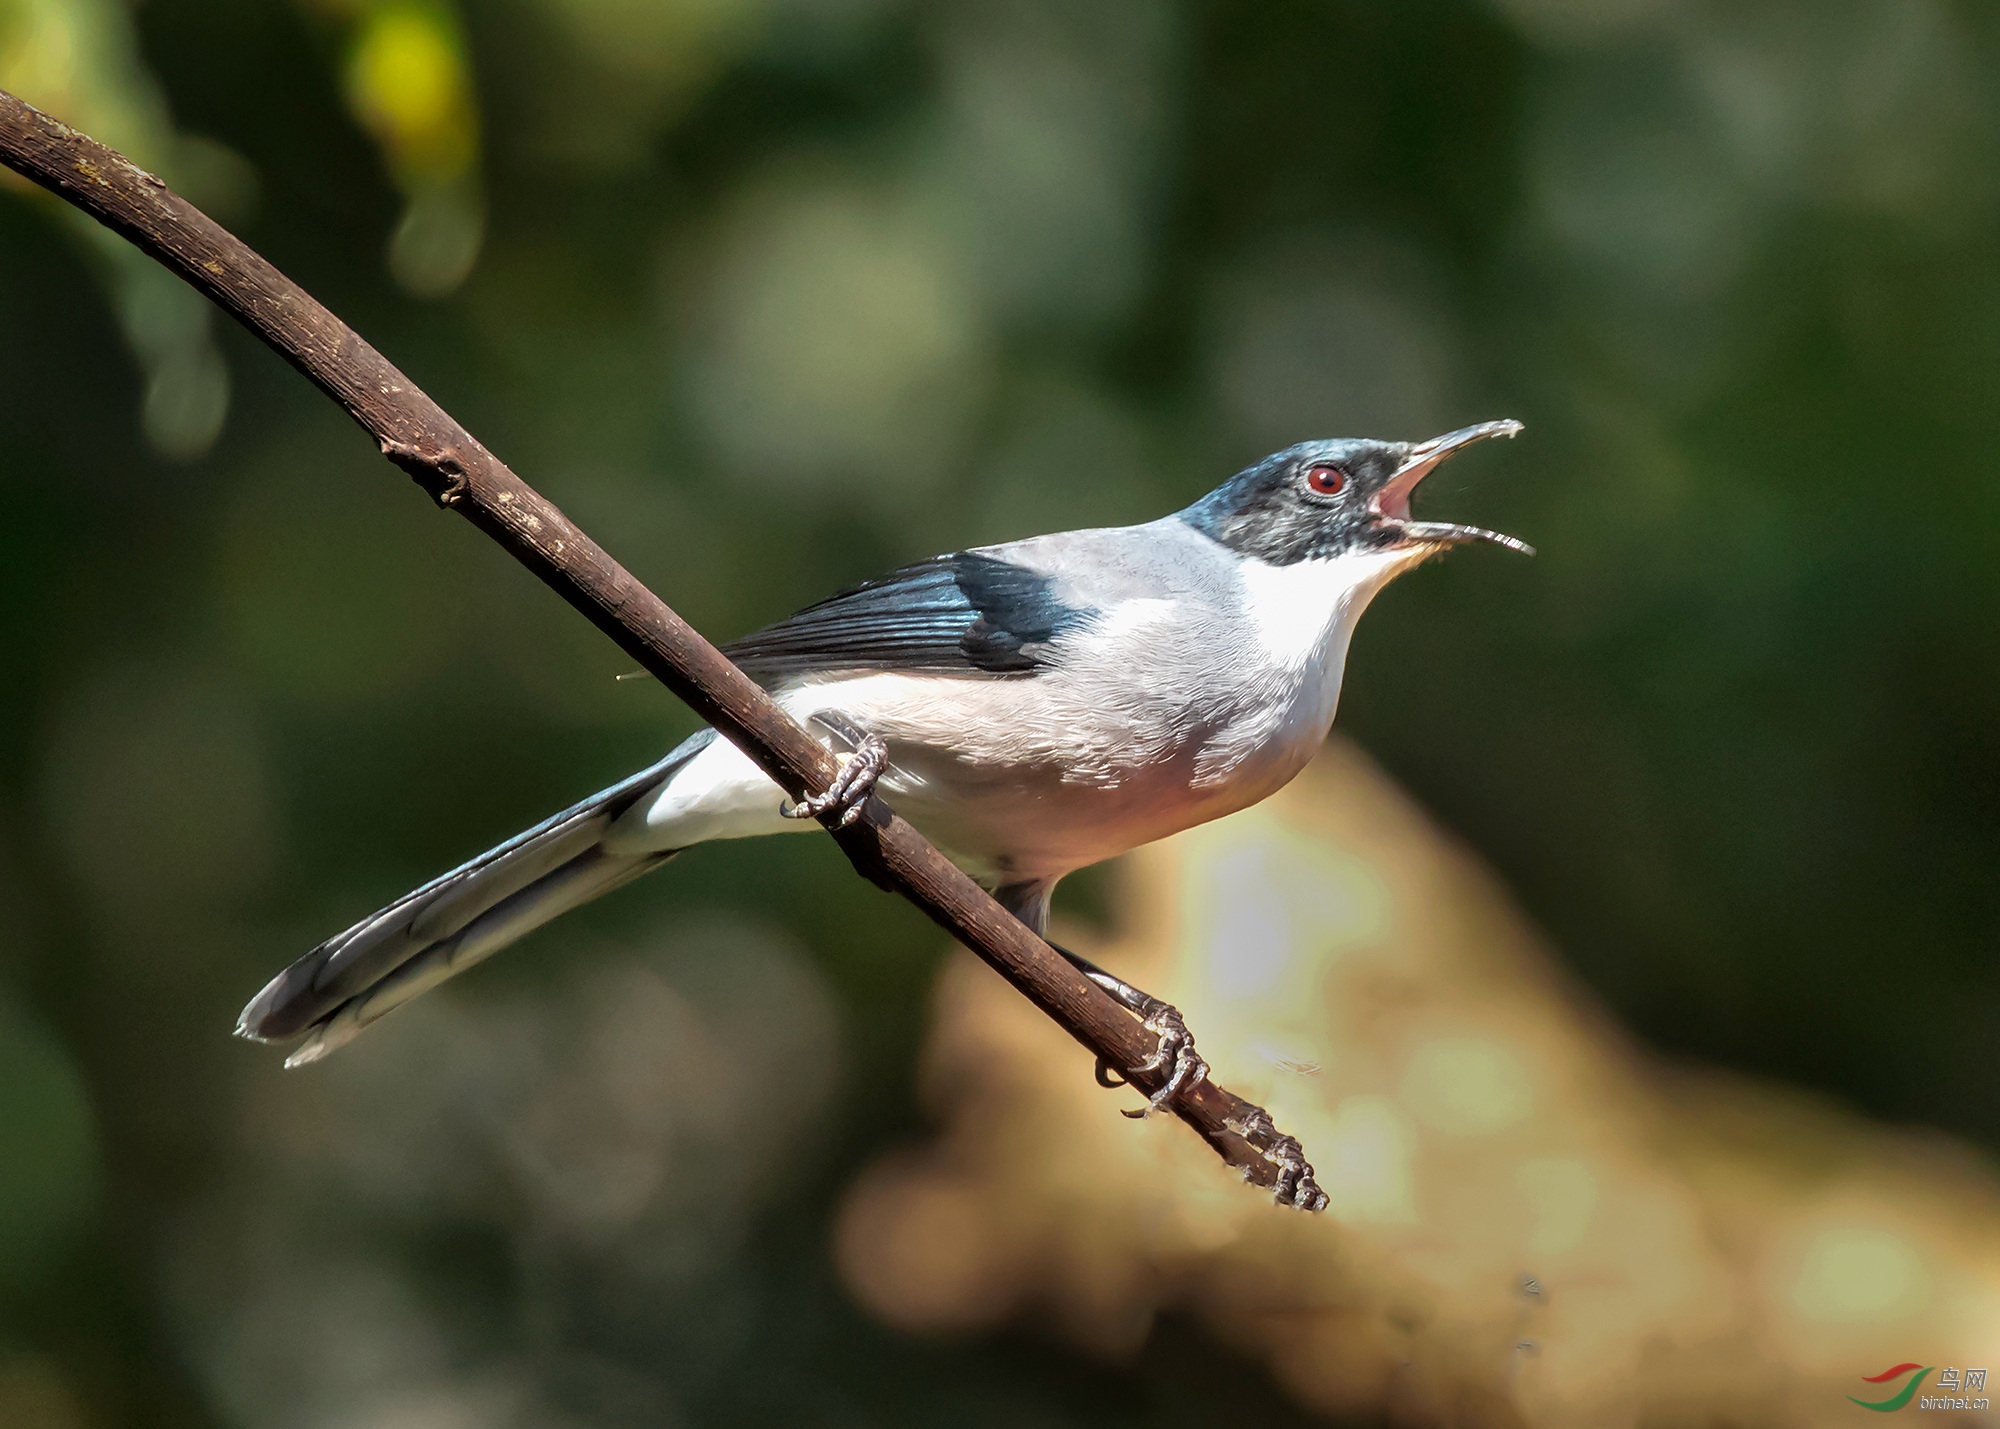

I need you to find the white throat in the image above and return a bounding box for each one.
[1236,547,1427,671]
[1185,547,1426,794]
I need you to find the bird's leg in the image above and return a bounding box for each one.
[1047,940,1209,1116]
[781,713,888,829]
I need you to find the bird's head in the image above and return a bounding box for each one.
[1180,420,1531,566]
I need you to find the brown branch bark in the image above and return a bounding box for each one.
[0,86,1326,1208]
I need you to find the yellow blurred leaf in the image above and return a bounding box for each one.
[344,3,478,186]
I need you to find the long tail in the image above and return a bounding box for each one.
[238,730,717,1066]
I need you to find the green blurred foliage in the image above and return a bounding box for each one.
[1,0,1998,1423]
[0,998,97,1294]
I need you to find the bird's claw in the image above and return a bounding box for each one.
[781,733,888,829]
[1062,947,1210,1116]
[1228,1105,1329,1211]
[1133,1001,1208,1116]
[1093,995,1207,1118]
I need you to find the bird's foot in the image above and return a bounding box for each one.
[1226,1105,1329,1211]
[1048,940,1321,1208]
[781,730,888,829]
[1127,1000,1209,1117]
[1054,942,1209,1115]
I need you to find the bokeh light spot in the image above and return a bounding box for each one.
[682,178,989,499]
[1401,1036,1534,1137]
[1791,1226,1926,1324]
[1322,1094,1418,1224]
[345,5,476,183]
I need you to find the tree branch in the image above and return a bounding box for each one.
[0,87,1327,1209]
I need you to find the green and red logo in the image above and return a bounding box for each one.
[1851,1364,1932,1412]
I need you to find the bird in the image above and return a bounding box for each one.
[238,419,1530,1092]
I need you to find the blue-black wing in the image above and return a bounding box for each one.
[724,551,1093,684]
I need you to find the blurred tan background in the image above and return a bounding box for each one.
[840,743,2000,1425]
[4,0,2000,1424]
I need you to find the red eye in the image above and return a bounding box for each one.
[1305,463,1344,495]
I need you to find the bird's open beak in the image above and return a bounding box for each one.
[1370,418,1533,555]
